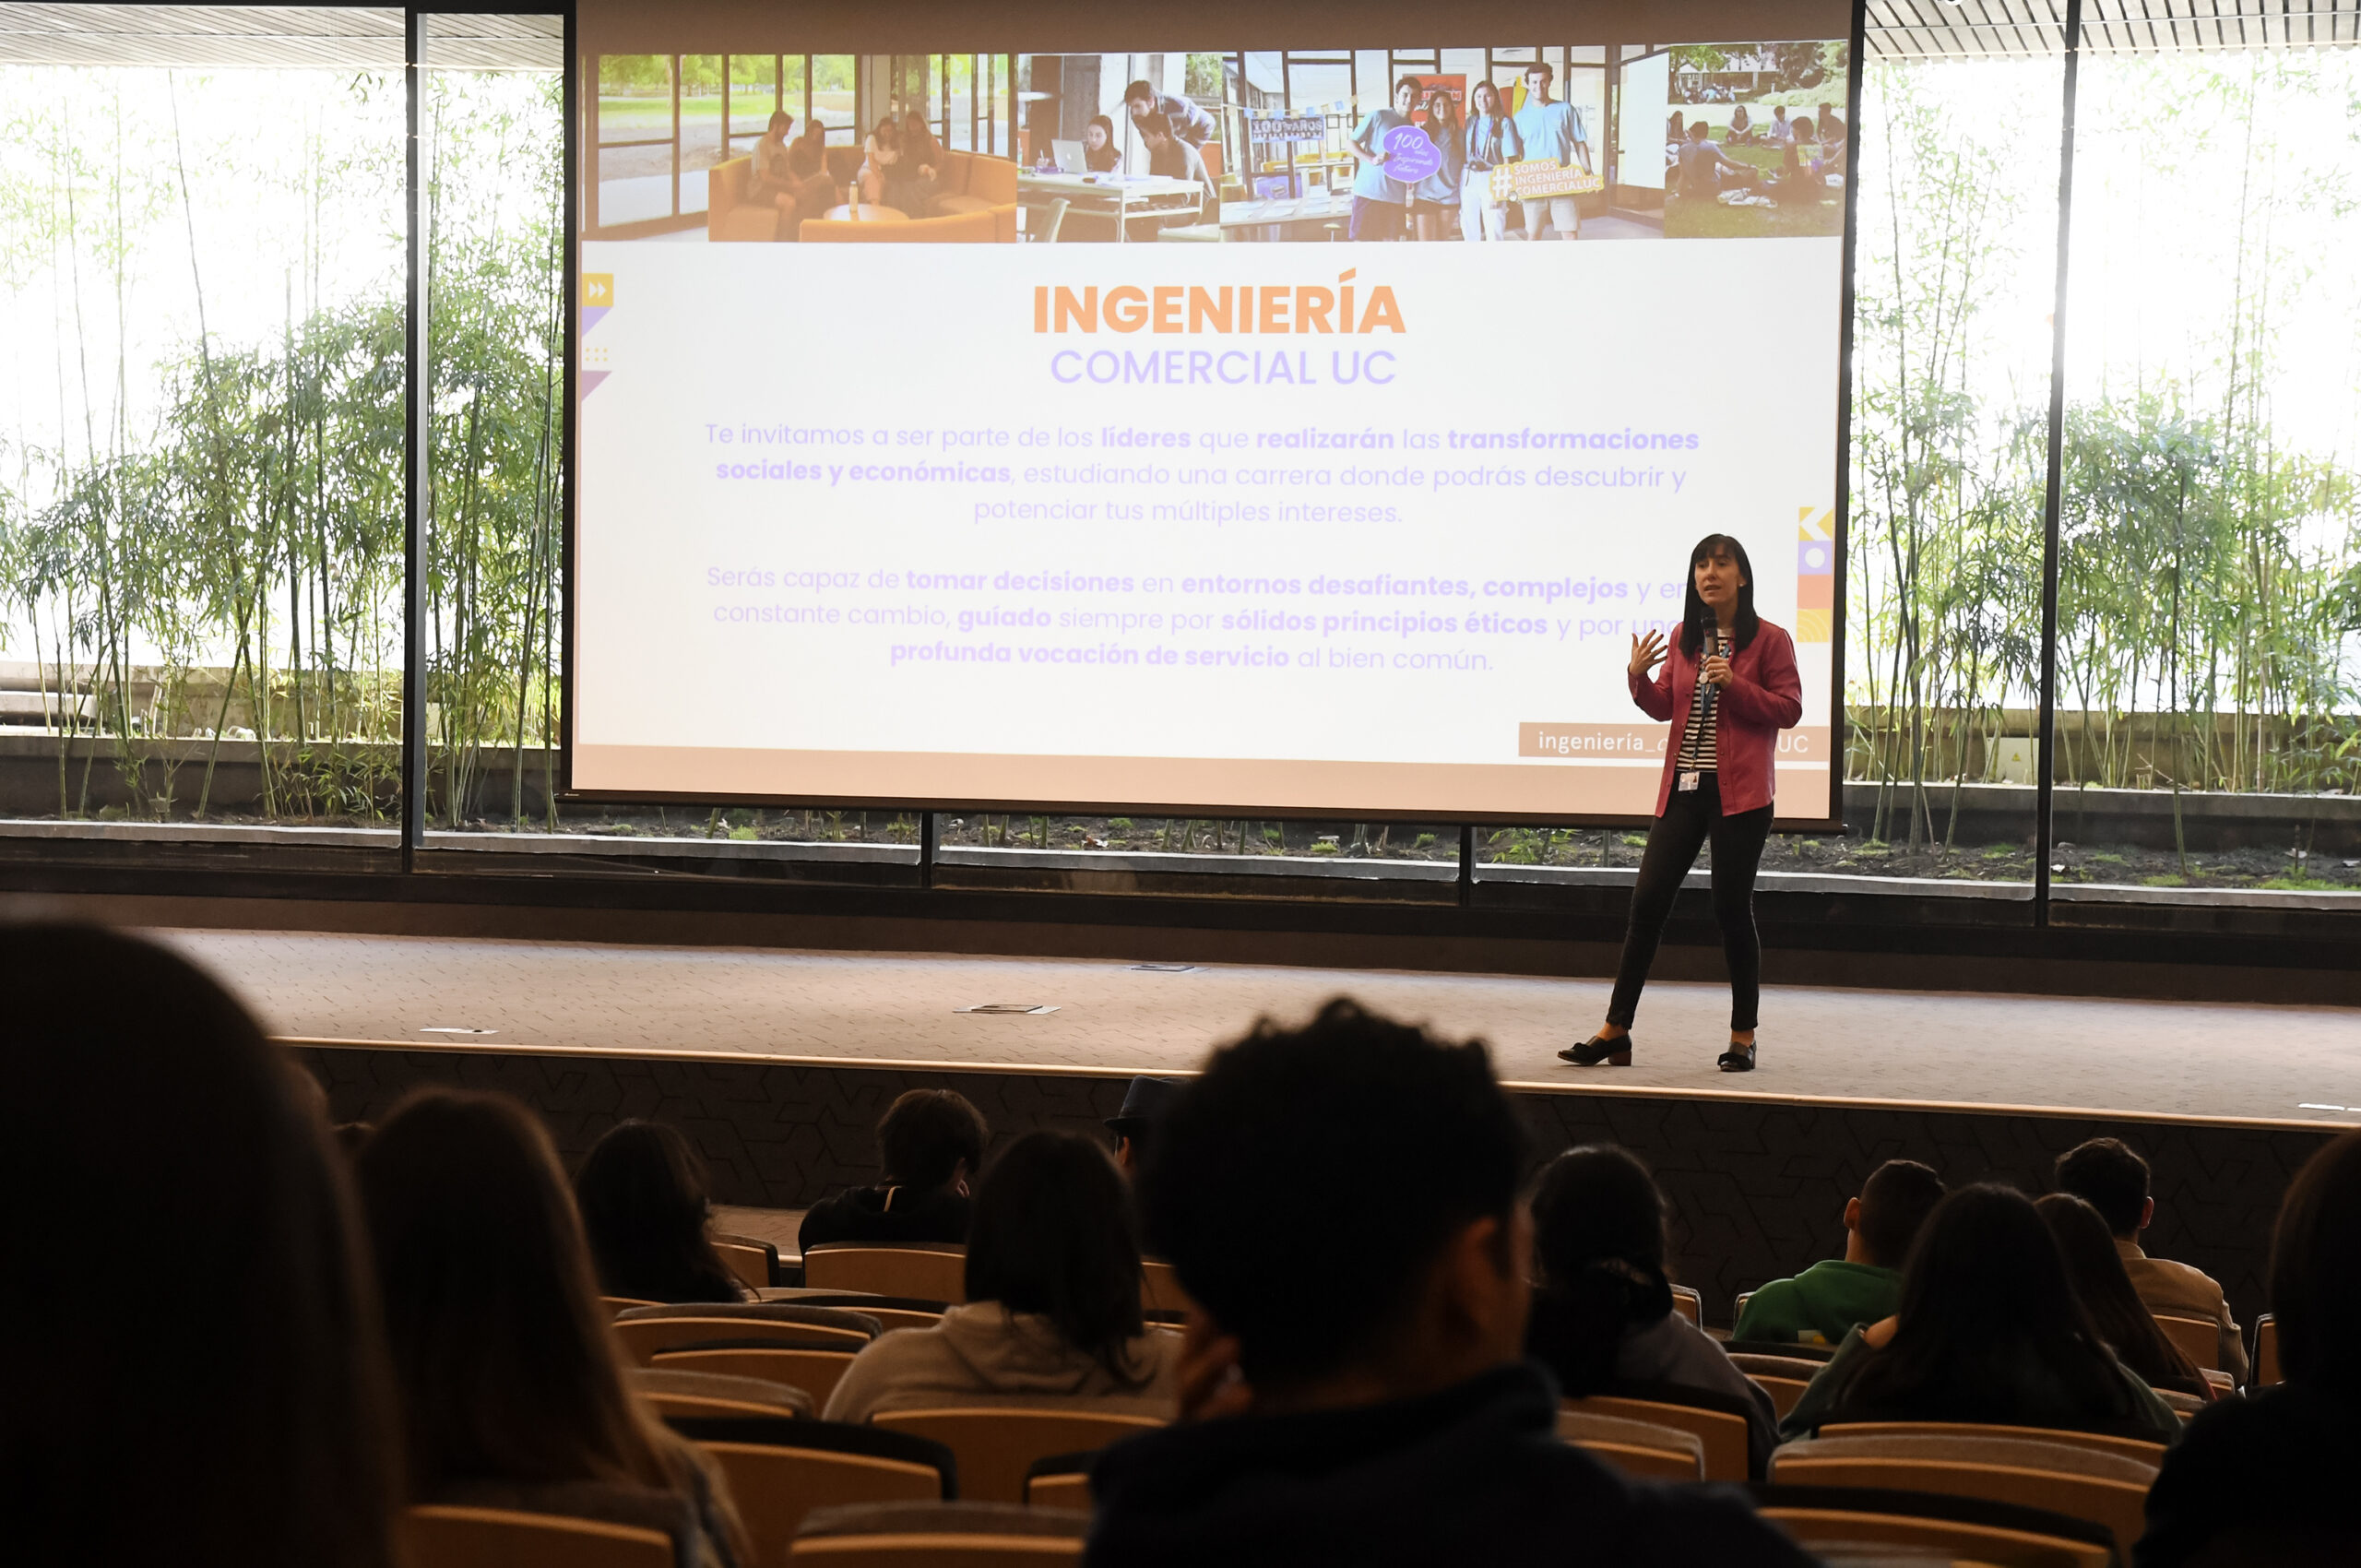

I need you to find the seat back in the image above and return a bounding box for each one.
[2254,1313,2281,1386]
[1771,1431,2157,1551]
[715,1239,778,1292]
[1749,1483,2118,1568]
[778,1293,947,1334]
[2152,1312,2219,1370]
[1816,1420,2166,1467]
[1670,1284,1703,1325]
[1746,1373,1812,1420]
[604,1296,663,1315]
[871,1408,1165,1503]
[802,1245,969,1301]
[667,1417,954,1568]
[1563,1394,1750,1481]
[401,1504,675,1568]
[1140,1259,1192,1315]
[630,1368,813,1421]
[649,1346,857,1408]
[789,1501,1086,1564]
[616,1310,874,1365]
[1555,1408,1705,1480]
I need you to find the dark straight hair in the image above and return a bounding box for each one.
[1525,1145,1678,1396]
[1832,1184,2139,1429]
[2035,1193,2208,1397]
[574,1119,744,1306]
[2270,1127,2361,1402]
[965,1131,1150,1383]
[1679,532,1761,657]
[3,925,398,1568]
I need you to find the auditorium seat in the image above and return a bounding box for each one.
[788,1501,1087,1564]
[664,1416,955,1568]
[400,1503,676,1568]
[2254,1313,2281,1385]
[714,1236,783,1291]
[1555,1408,1707,1480]
[1769,1429,2159,1551]
[1747,1482,2118,1568]
[1561,1390,1750,1481]
[1814,1420,2167,1467]
[1726,1337,1836,1364]
[604,1296,663,1315]
[615,1303,878,1364]
[1022,1452,1096,1511]
[769,1291,948,1334]
[1140,1259,1192,1314]
[803,1243,969,1302]
[630,1368,813,1421]
[1726,1353,1820,1420]
[2152,1311,2221,1370]
[871,1408,1166,1503]
[1670,1284,1702,1325]
[650,1345,859,1408]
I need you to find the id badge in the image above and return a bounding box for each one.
[1678,770,1702,793]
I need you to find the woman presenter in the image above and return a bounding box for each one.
[1562,534,1802,1074]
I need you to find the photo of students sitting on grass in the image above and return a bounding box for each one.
[1660,41,1848,239]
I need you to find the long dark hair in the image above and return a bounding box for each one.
[1422,87,1461,143]
[965,1131,1149,1383]
[574,1120,744,1306]
[1525,1146,1678,1396]
[2271,1127,2361,1403]
[1679,532,1761,657]
[2,925,397,1568]
[2035,1194,2208,1397]
[356,1089,745,1558]
[1832,1184,2142,1429]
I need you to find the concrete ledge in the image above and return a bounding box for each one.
[0,817,395,849]
[935,845,1459,882]
[421,830,915,865]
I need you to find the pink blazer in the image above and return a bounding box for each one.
[1629,620,1804,816]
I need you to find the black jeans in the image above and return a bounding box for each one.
[1606,773,1774,1031]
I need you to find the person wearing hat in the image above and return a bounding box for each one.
[1107,1076,1182,1175]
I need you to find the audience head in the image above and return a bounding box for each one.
[2036,1192,2207,1396]
[876,1087,988,1193]
[1140,998,1526,1402]
[1837,1183,2131,1425]
[1851,1159,1946,1267]
[1106,1075,1181,1173]
[966,1131,1147,1378]
[355,1089,703,1503]
[573,1119,742,1305]
[2055,1137,2153,1238]
[2270,1127,2361,1402]
[1525,1146,1677,1394]
[2,925,396,1567]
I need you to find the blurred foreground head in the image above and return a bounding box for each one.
[0,923,397,1568]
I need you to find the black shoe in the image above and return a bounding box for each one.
[1560,1034,1633,1066]
[1717,1041,1756,1073]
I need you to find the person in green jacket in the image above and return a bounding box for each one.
[1734,1159,1945,1346]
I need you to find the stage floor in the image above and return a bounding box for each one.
[155,929,2361,1130]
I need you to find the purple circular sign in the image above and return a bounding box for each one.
[1382,123,1442,183]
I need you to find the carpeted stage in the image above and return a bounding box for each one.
[164,929,2358,1330]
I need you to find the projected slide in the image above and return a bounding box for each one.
[573,33,1853,820]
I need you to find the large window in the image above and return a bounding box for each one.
[6,9,2357,913]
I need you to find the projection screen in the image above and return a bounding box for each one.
[569,0,1859,823]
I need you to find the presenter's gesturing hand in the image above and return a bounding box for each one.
[1628,628,1667,680]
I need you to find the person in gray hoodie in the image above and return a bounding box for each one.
[824,1131,1178,1422]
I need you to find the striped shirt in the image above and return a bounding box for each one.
[1676,628,1723,771]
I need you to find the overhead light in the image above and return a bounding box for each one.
[420,1026,498,1035]
[956,1004,1059,1016]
